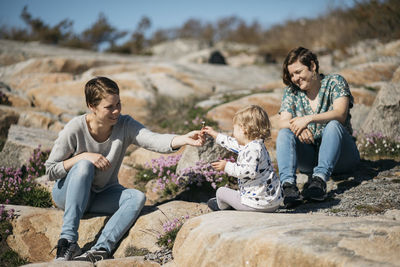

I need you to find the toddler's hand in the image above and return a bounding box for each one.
[202,126,218,139]
[211,160,227,171]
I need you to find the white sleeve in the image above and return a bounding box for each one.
[224,143,261,179]
[216,133,243,154]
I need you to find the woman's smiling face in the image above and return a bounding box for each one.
[287,60,315,91]
[90,93,121,126]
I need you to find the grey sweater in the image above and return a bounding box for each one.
[45,114,177,192]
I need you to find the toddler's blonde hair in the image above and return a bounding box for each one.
[233,105,271,140]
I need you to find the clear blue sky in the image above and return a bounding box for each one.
[0,0,355,34]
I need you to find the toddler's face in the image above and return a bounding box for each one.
[233,124,248,145]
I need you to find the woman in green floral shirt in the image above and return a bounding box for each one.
[276,47,360,207]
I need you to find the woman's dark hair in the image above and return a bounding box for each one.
[85,76,119,107]
[282,47,319,87]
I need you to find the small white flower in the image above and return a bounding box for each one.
[375,149,379,154]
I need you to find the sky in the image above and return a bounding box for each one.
[0,0,355,36]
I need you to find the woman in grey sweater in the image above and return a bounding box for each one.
[45,76,204,262]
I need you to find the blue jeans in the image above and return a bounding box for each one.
[276,120,360,184]
[52,160,146,253]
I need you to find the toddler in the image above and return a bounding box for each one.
[202,105,282,212]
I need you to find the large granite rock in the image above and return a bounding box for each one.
[361,82,400,140]
[339,62,398,86]
[4,201,208,263]
[176,137,234,174]
[22,256,160,267]
[206,92,282,131]
[0,125,58,168]
[173,211,400,267]
[114,201,208,258]
[6,205,107,263]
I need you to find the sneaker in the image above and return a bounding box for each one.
[207,197,220,211]
[74,248,109,262]
[52,238,81,261]
[302,175,327,201]
[282,182,303,208]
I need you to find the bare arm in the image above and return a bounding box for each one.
[278,111,293,129]
[289,96,349,136]
[170,130,205,149]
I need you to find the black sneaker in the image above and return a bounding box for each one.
[207,197,220,211]
[52,238,81,261]
[74,248,109,262]
[302,175,327,201]
[282,182,303,208]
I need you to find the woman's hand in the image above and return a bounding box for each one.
[211,160,227,171]
[63,152,111,172]
[83,152,111,171]
[201,126,219,139]
[298,128,314,144]
[289,115,312,136]
[171,130,205,149]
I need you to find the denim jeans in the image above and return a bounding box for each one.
[276,120,360,184]
[52,160,146,253]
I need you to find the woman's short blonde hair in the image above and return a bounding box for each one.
[233,105,271,140]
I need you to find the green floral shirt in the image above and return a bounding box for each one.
[279,74,353,143]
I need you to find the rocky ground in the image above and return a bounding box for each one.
[280,160,400,217]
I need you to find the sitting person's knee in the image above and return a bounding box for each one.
[122,189,146,207]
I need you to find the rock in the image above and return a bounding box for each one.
[22,262,92,267]
[176,137,234,174]
[5,205,107,263]
[0,125,57,168]
[5,201,208,264]
[0,105,19,137]
[95,257,161,267]
[206,92,282,131]
[173,211,400,267]
[145,179,162,205]
[4,73,74,93]
[351,87,377,106]
[339,62,398,86]
[361,82,400,140]
[113,201,209,257]
[350,103,371,134]
[150,39,209,59]
[35,175,55,193]
[227,53,259,67]
[392,66,400,83]
[122,147,184,168]
[27,80,87,116]
[0,82,31,107]
[384,210,400,221]
[118,163,139,189]
[208,51,227,65]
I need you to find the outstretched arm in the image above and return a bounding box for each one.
[171,130,205,149]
